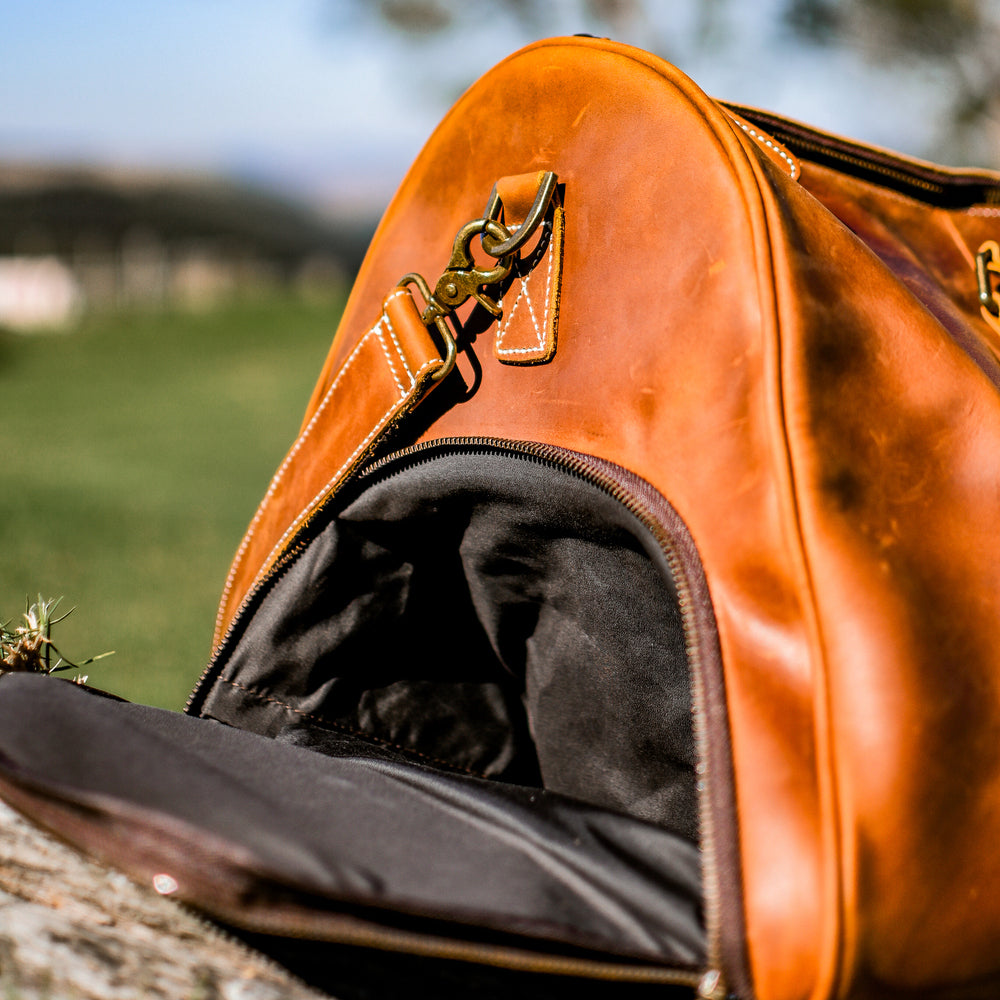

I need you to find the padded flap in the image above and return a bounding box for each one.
[0,673,704,971]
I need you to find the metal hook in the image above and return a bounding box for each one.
[480,171,558,259]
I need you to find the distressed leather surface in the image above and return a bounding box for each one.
[213,36,1000,1000]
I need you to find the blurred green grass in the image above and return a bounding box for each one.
[0,294,343,709]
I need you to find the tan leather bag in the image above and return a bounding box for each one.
[206,36,1000,998]
[5,35,1000,1000]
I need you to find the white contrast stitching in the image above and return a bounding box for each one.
[214,322,383,639]
[497,219,554,357]
[382,290,414,384]
[215,302,415,641]
[498,280,539,349]
[729,116,798,179]
[374,321,407,395]
[520,274,544,346]
[411,357,441,382]
[251,390,410,592]
[222,356,444,641]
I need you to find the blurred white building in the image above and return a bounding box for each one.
[0,255,83,332]
[0,162,371,328]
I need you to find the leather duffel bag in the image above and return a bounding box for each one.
[4,35,1000,1000]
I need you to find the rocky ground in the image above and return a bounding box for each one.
[0,801,326,1000]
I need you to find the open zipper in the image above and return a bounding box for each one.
[188,436,741,999]
[177,901,335,1000]
[725,101,1000,208]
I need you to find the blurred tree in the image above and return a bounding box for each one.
[329,0,724,71]
[330,0,1000,167]
[781,0,1000,163]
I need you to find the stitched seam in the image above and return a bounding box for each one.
[374,320,407,395]
[262,353,439,574]
[729,116,798,179]
[753,143,850,995]
[216,294,418,641]
[539,215,555,346]
[497,220,554,357]
[248,377,416,597]
[220,677,492,778]
[214,320,388,641]
[520,271,543,347]
[497,281,526,346]
[217,356,439,644]
[382,298,415,385]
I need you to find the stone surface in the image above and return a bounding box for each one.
[0,801,326,1000]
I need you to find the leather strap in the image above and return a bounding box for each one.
[213,288,449,648]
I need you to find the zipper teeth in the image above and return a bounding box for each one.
[192,899,705,989]
[188,435,727,992]
[177,901,334,1000]
[772,131,945,194]
[185,539,309,713]
[734,103,1000,202]
[360,437,726,990]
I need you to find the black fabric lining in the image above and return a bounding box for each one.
[0,446,721,984]
[222,675,499,779]
[0,673,704,970]
[201,449,698,841]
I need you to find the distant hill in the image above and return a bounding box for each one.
[0,162,377,321]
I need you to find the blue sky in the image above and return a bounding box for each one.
[0,1,976,216]
[2,4,413,171]
[1,1,436,212]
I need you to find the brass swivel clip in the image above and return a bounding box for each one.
[399,218,514,383]
[976,240,1000,337]
[399,171,558,382]
[430,217,517,320]
[977,240,1000,318]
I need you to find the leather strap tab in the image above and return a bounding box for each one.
[496,171,550,224]
[493,173,563,366]
[213,288,447,648]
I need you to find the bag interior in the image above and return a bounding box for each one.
[0,445,710,995]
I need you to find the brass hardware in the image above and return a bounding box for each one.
[397,272,458,383]
[481,171,558,258]
[399,218,515,383]
[431,218,515,317]
[976,240,1000,317]
[396,171,559,382]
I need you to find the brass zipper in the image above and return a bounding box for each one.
[358,437,732,997]
[186,436,736,998]
[176,902,334,1000]
[725,101,1000,207]
[770,131,945,195]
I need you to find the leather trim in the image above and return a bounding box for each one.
[492,171,563,366]
[495,207,563,365]
[724,110,800,181]
[213,288,448,648]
